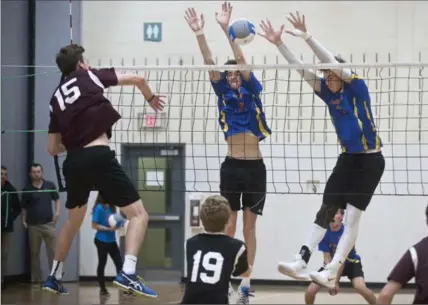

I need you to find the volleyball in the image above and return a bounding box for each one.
[108,214,128,237]
[228,18,256,46]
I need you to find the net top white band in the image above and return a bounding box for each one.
[3,62,428,71]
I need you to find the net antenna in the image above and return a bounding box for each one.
[53,0,73,192]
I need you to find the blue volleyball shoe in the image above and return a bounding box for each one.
[41,275,69,295]
[113,271,157,298]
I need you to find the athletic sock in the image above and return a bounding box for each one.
[123,255,138,275]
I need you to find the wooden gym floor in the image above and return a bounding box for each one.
[1,282,415,304]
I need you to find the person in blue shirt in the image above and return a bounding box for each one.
[185,3,271,304]
[92,194,123,296]
[304,209,376,304]
[259,13,385,288]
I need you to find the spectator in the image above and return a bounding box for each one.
[92,193,123,296]
[21,163,60,284]
[1,165,21,290]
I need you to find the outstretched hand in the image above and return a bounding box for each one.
[185,8,205,32]
[285,11,308,38]
[148,95,166,112]
[258,19,284,46]
[215,1,233,31]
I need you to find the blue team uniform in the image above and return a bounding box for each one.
[211,72,271,141]
[319,224,360,264]
[315,73,382,153]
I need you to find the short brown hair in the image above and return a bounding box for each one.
[56,44,85,76]
[200,195,231,233]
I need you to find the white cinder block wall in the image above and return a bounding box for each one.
[79,1,428,282]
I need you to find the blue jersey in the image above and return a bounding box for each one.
[316,73,382,153]
[211,72,271,141]
[318,224,360,263]
[92,203,116,243]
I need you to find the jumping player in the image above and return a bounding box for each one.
[185,2,271,304]
[259,13,385,288]
[305,209,376,304]
[185,3,271,303]
[181,195,250,304]
[377,204,428,304]
[41,44,165,297]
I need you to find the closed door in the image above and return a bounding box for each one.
[122,145,185,281]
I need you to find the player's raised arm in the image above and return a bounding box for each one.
[117,73,165,112]
[215,2,251,82]
[285,12,353,82]
[185,8,221,82]
[258,19,321,92]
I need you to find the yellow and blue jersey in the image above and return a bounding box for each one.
[315,73,382,153]
[318,224,360,264]
[211,72,271,141]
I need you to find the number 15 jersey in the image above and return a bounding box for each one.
[182,233,248,304]
[48,68,121,151]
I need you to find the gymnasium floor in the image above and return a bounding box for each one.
[1,282,415,304]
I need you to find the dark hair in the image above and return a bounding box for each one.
[92,193,116,214]
[1,165,6,170]
[30,163,43,171]
[56,44,85,76]
[224,59,238,76]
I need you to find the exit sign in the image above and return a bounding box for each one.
[138,112,167,130]
[144,114,157,128]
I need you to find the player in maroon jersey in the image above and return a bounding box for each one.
[377,204,428,304]
[41,44,164,297]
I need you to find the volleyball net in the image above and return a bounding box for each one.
[3,60,428,196]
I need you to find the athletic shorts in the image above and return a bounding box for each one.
[317,261,364,281]
[323,152,385,211]
[62,146,140,209]
[220,157,266,215]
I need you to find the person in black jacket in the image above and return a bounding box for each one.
[1,165,21,290]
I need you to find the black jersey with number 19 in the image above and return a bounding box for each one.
[181,233,248,304]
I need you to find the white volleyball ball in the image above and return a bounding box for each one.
[228,18,256,46]
[108,214,128,237]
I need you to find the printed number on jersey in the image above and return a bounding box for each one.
[190,251,224,284]
[54,78,81,111]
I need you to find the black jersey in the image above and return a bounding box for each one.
[181,233,248,304]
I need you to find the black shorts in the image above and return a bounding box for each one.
[220,157,266,215]
[62,146,140,209]
[323,152,385,211]
[317,261,364,281]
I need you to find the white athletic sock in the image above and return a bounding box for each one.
[50,260,63,280]
[240,277,251,288]
[304,223,328,254]
[328,204,362,272]
[123,255,138,275]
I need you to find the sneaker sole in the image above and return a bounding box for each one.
[277,264,309,280]
[41,286,69,295]
[112,280,158,298]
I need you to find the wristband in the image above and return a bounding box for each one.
[147,94,155,102]
[195,30,204,36]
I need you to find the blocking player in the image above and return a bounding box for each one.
[185,2,271,303]
[259,13,385,288]
[181,195,250,304]
[377,204,428,304]
[41,44,165,297]
[305,209,376,304]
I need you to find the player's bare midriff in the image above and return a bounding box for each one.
[227,132,262,160]
[84,133,110,148]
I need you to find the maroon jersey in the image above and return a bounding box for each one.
[388,236,428,304]
[48,68,121,151]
